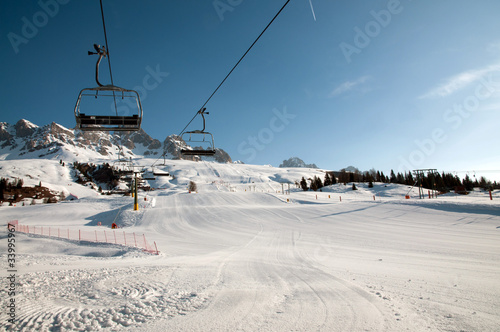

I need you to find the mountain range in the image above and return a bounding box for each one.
[279,157,318,168]
[0,119,232,163]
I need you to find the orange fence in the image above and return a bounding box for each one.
[13,222,159,255]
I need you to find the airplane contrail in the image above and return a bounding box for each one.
[309,0,317,21]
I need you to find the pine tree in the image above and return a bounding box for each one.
[463,174,473,191]
[434,173,446,192]
[396,172,405,184]
[0,178,6,200]
[310,178,318,191]
[338,169,348,184]
[300,177,308,191]
[352,183,357,190]
[315,176,323,190]
[324,173,332,187]
[368,180,374,188]
[406,172,414,186]
[349,172,355,183]
[380,171,387,183]
[390,170,397,183]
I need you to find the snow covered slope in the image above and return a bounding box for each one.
[1,157,499,331]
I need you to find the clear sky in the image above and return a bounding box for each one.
[1,0,500,181]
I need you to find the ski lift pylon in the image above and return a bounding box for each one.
[74,44,143,132]
[180,108,216,156]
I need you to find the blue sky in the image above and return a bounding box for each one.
[1,0,500,180]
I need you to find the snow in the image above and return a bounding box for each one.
[1,158,500,331]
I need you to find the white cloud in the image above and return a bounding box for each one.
[420,63,500,99]
[329,76,371,97]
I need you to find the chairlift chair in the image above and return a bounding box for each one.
[180,108,216,156]
[75,44,143,132]
[152,166,170,177]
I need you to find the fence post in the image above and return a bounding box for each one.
[124,231,127,245]
[114,231,117,244]
[48,227,50,237]
[340,196,342,202]
[67,229,70,240]
[41,226,43,235]
[490,189,493,200]
[133,233,137,247]
[95,230,98,242]
[79,229,81,241]
[154,241,159,255]
[143,234,147,249]
[58,228,60,238]
[104,230,108,243]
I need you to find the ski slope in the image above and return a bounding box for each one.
[1,159,500,331]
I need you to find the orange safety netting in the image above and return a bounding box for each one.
[12,221,159,255]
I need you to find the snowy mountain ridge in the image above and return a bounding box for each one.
[0,119,232,163]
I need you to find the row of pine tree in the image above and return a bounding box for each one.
[298,168,498,192]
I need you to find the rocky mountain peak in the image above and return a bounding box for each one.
[0,122,14,141]
[15,119,38,137]
[279,157,318,168]
[48,122,74,138]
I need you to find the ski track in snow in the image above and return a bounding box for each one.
[1,159,500,331]
[1,265,210,331]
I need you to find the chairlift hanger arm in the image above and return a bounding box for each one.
[88,44,107,87]
[198,108,208,132]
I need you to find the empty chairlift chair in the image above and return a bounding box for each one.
[180,108,216,156]
[74,44,143,132]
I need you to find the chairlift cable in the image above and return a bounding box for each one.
[99,0,118,116]
[197,0,291,114]
[99,0,125,156]
[154,0,291,166]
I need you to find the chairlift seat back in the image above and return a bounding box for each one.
[180,131,216,156]
[75,85,143,132]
